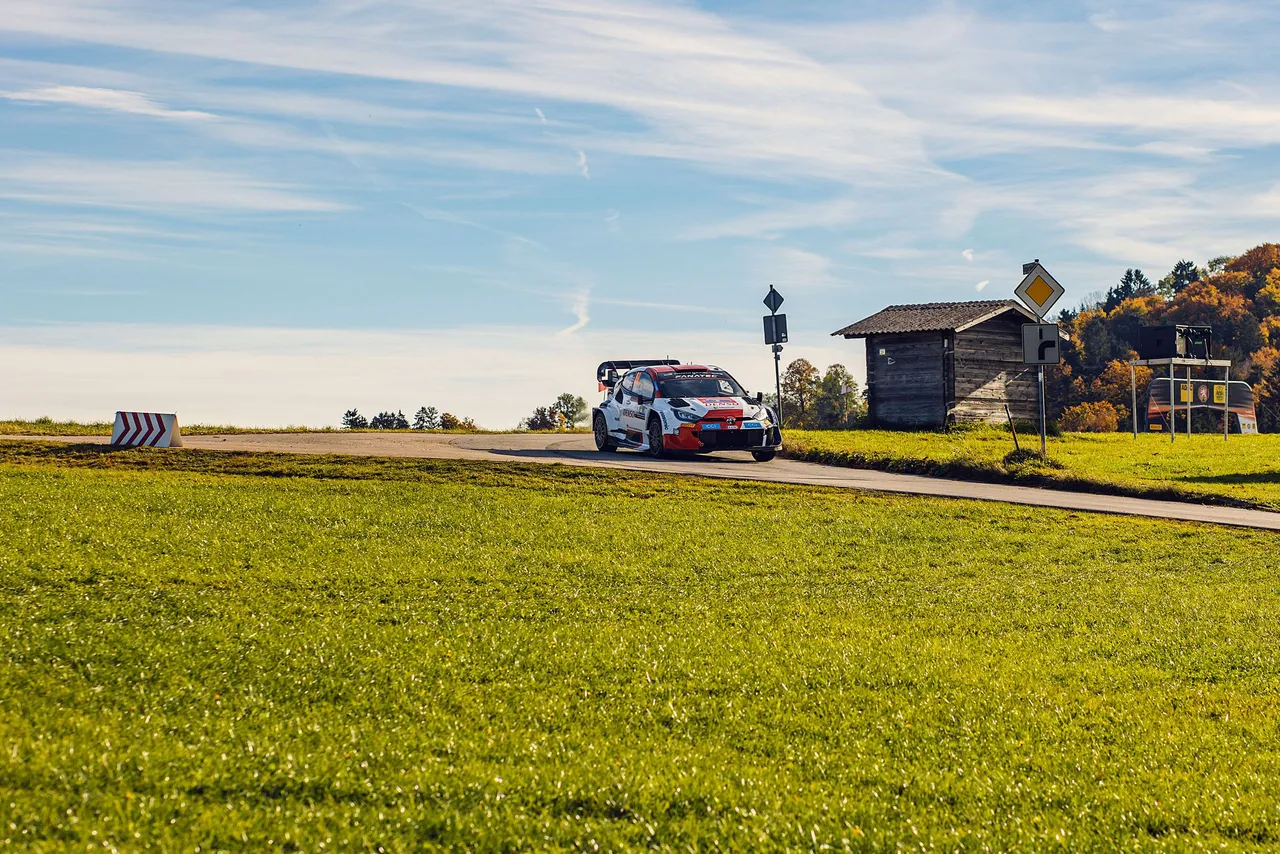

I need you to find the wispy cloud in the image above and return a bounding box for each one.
[752,245,842,290]
[0,0,934,185]
[592,296,738,316]
[12,0,1274,266]
[399,202,542,249]
[683,195,859,241]
[0,240,151,260]
[214,117,567,173]
[0,156,347,213]
[18,287,146,296]
[559,289,591,336]
[2,85,213,120]
[972,93,1280,149]
[0,214,207,258]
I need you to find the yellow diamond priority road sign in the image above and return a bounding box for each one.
[1014,261,1065,319]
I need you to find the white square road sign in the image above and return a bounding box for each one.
[1022,323,1062,365]
[1015,262,1065,319]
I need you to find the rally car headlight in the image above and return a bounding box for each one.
[672,408,702,423]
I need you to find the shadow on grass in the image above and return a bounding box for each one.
[8,438,1279,513]
[1181,471,1280,486]
[781,445,1280,513]
[489,447,761,466]
[0,440,729,500]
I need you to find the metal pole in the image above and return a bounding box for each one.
[773,344,783,426]
[1169,363,1176,443]
[1223,365,1230,440]
[1130,363,1138,440]
[1186,365,1192,439]
[1037,364,1047,457]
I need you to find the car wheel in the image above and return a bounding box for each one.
[751,449,777,462]
[647,417,665,458]
[593,413,617,453]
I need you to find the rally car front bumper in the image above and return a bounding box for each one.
[665,423,782,451]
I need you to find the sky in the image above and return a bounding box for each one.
[2,0,1280,428]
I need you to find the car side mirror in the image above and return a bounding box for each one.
[754,392,764,405]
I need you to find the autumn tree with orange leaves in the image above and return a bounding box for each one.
[1050,243,1280,432]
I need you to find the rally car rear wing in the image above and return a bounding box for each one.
[596,359,680,387]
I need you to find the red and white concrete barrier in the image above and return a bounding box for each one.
[111,412,184,448]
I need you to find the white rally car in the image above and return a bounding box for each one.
[592,360,782,461]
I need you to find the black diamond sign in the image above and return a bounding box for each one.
[763,286,784,313]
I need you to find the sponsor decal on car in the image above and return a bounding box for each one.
[695,398,741,409]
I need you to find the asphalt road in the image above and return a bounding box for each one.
[18,431,1280,531]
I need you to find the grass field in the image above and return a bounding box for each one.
[3,441,1280,850]
[0,419,325,437]
[0,419,587,437]
[785,427,1280,510]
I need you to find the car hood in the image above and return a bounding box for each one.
[673,397,771,419]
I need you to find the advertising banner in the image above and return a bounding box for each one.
[1146,380,1257,433]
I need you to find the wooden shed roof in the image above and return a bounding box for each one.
[831,299,1035,338]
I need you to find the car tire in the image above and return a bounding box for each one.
[647,417,665,458]
[593,413,617,453]
[751,449,777,462]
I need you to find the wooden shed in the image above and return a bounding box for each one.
[832,300,1039,428]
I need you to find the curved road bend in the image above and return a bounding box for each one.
[15,431,1280,532]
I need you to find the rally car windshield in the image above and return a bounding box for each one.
[659,373,745,398]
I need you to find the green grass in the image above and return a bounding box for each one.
[0,419,588,437]
[0,419,327,436]
[4,442,1280,850]
[785,427,1280,510]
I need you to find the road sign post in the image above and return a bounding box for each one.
[763,285,786,424]
[1038,366,1047,456]
[1016,262,1064,458]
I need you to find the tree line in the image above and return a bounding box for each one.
[768,361,865,429]
[520,393,588,430]
[340,393,589,432]
[1047,242,1280,431]
[341,407,478,431]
